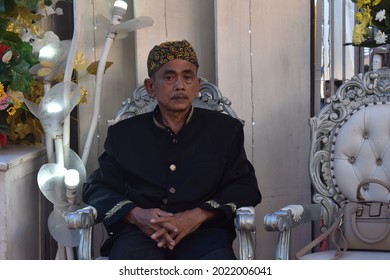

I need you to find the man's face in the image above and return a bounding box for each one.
[145,59,200,114]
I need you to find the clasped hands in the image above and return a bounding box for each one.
[124,207,217,250]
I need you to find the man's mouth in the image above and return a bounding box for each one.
[171,95,188,100]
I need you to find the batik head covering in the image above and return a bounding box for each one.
[147,39,199,77]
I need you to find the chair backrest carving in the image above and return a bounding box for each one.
[107,77,242,126]
[311,67,390,232]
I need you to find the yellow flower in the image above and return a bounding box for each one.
[0,83,5,99]
[352,23,370,45]
[356,11,364,22]
[79,87,88,104]
[373,0,382,6]
[357,0,371,8]
[74,52,87,72]
[13,99,22,110]
[363,7,373,23]
[6,106,16,116]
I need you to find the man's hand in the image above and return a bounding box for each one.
[123,207,178,248]
[150,208,220,249]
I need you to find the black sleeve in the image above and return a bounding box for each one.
[197,120,261,221]
[82,127,136,227]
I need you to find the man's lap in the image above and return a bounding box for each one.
[103,224,236,260]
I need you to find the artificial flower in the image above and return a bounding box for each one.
[0,0,68,145]
[375,9,386,21]
[375,29,388,43]
[351,0,390,47]
[0,133,7,147]
[352,23,370,45]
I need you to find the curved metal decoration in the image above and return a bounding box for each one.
[235,206,256,260]
[108,77,243,126]
[264,67,390,259]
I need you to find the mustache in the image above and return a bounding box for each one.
[171,93,188,99]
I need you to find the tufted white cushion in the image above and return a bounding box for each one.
[299,250,390,260]
[331,103,390,203]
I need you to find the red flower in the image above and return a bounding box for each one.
[0,44,10,59]
[0,133,7,147]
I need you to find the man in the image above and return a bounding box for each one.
[83,40,261,259]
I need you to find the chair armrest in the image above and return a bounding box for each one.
[65,206,97,260]
[235,206,256,260]
[263,204,321,259]
[66,205,257,260]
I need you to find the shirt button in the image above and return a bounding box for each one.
[169,164,177,171]
[173,138,178,144]
[169,187,176,194]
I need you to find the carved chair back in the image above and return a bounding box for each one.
[107,77,242,126]
[311,68,390,231]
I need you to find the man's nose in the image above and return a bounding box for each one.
[174,76,185,89]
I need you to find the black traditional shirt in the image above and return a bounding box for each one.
[83,106,261,235]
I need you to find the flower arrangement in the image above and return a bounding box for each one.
[352,0,390,47]
[0,0,72,146]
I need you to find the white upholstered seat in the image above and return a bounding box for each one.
[65,77,256,260]
[264,68,390,260]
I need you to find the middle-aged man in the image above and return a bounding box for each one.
[83,39,262,259]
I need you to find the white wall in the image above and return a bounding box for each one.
[77,0,312,259]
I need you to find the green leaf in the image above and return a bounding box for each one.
[0,0,5,13]
[2,0,16,13]
[0,123,10,135]
[13,0,38,10]
[87,61,114,75]
[382,0,390,12]
[352,39,386,48]
[10,59,34,93]
[0,17,9,32]
[0,30,23,49]
[18,41,37,65]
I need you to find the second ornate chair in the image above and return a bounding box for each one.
[264,68,390,260]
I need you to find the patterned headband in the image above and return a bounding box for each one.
[147,40,199,77]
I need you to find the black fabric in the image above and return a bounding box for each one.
[104,223,237,260]
[82,106,261,258]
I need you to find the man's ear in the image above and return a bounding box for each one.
[144,78,154,97]
[196,76,202,90]
[196,76,201,92]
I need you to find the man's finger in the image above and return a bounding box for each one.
[150,218,179,233]
[155,209,173,217]
[151,228,168,240]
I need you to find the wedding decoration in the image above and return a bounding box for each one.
[0,0,65,145]
[29,0,154,260]
[351,0,390,47]
[81,1,153,165]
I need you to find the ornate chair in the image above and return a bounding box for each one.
[66,77,256,260]
[264,68,390,260]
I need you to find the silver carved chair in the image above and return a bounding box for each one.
[264,68,390,260]
[66,77,256,260]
